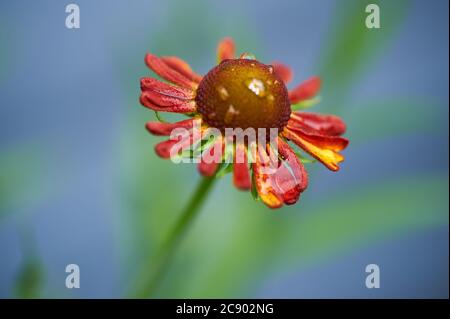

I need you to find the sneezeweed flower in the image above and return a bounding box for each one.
[140,37,349,209]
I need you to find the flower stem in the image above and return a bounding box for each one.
[131,175,217,298]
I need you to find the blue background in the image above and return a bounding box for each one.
[0,0,448,298]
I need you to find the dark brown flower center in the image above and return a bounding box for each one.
[195,59,291,133]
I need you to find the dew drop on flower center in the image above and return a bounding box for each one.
[195,59,291,132]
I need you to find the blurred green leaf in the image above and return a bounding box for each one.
[158,175,448,297]
[0,146,47,220]
[317,0,411,112]
[282,176,448,262]
[10,223,45,298]
[13,259,44,299]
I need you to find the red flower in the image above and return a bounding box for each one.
[140,37,349,209]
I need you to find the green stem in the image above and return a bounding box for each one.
[130,175,217,298]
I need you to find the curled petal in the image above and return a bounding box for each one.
[140,77,195,99]
[272,62,293,84]
[146,118,197,136]
[140,91,196,113]
[141,90,187,107]
[217,37,235,63]
[198,138,223,177]
[253,158,283,208]
[154,139,178,159]
[295,129,348,152]
[283,128,348,171]
[277,138,308,195]
[301,113,347,136]
[289,76,321,104]
[288,112,347,136]
[161,56,203,83]
[252,139,308,208]
[154,129,201,159]
[233,144,251,190]
[145,53,197,89]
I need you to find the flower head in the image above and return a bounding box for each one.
[140,37,349,208]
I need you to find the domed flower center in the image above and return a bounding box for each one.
[195,59,291,133]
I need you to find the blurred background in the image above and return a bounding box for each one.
[0,0,448,298]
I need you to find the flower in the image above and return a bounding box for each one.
[140,37,349,209]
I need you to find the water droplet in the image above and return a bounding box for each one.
[245,78,266,97]
[216,86,229,100]
[268,66,274,74]
[224,105,239,124]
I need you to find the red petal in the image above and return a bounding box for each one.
[140,77,195,99]
[140,91,196,113]
[283,128,348,171]
[145,53,197,89]
[278,138,308,194]
[252,139,308,208]
[289,76,321,104]
[154,129,201,159]
[294,128,348,152]
[198,161,219,177]
[160,56,203,83]
[198,138,223,177]
[288,112,346,136]
[252,148,283,208]
[154,139,178,159]
[233,144,251,190]
[272,62,293,84]
[146,118,197,136]
[217,37,235,63]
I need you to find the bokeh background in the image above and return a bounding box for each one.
[0,0,448,298]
